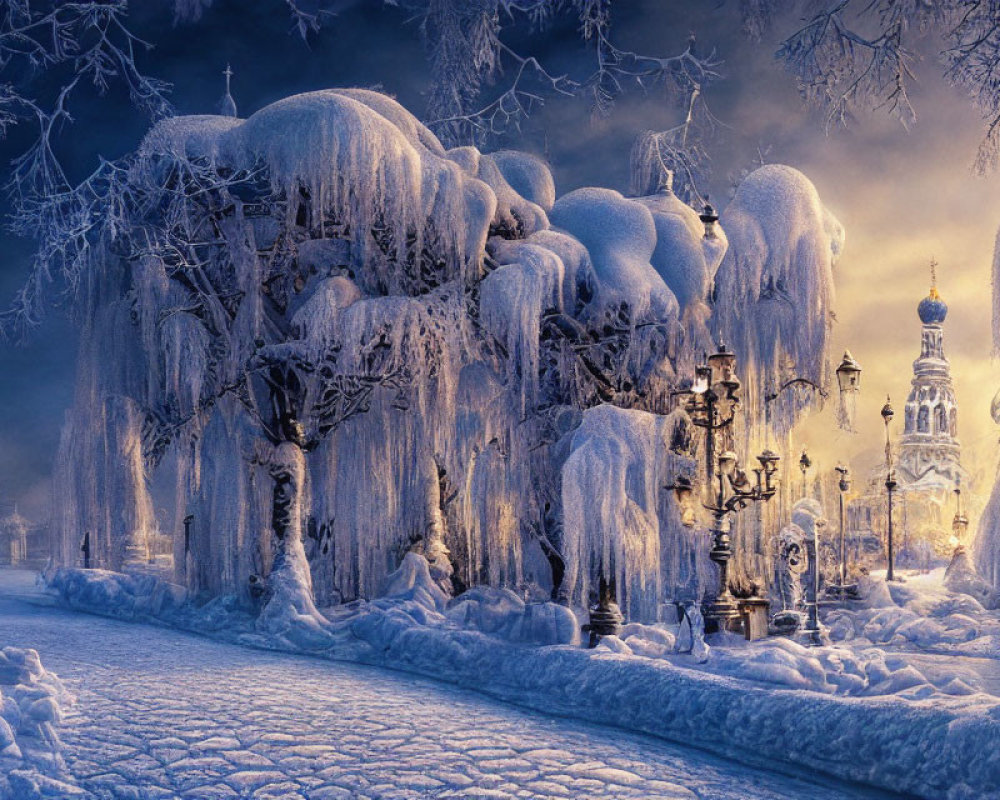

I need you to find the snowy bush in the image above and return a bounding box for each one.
[0,647,79,800]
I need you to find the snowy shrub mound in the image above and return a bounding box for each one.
[49,568,189,622]
[0,647,80,800]
[446,586,580,646]
[823,571,1000,656]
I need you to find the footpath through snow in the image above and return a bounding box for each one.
[42,559,1000,800]
[0,567,902,800]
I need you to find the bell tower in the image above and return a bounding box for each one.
[897,260,964,490]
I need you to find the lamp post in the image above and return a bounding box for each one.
[952,478,969,552]
[677,343,780,631]
[835,464,850,602]
[882,397,898,582]
[802,511,824,646]
[798,449,812,498]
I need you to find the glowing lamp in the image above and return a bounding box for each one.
[718,450,738,477]
[835,464,850,493]
[692,363,712,395]
[881,397,894,424]
[757,449,780,475]
[707,342,737,383]
[798,449,812,474]
[836,350,862,394]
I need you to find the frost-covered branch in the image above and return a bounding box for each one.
[0,1,171,200]
[420,0,723,150]
[745,0,1000,170]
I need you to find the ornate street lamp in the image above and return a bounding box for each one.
[798,449,812,498]
[882,396,898,582]
[676,343,780,632]
[836,350,862,392]
[835,350,863,431]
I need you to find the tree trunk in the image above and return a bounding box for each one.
[256,440,333,647]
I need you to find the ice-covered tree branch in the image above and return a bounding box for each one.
[745,0,1000,171]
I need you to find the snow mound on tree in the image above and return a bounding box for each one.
[489,150,556,210]
[137,114,242,160]
[713,164,843,434]
[635,191,727,320]
[329,88,447,156]
[549,188,679,321]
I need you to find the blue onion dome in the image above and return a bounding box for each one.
[918,286,948,324]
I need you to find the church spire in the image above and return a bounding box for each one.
[220,64,238,118]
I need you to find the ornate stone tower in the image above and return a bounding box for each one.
[897,264,964,491]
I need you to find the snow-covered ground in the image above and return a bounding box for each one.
[0,568,902,800]
[32,562,1000,798]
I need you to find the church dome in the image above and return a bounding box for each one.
[918,286,947,324]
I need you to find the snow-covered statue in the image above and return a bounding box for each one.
[775,522,807,611]
[674,602,710,663]
[712,165,844,437]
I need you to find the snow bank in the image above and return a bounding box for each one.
[823,571,1000,657]
[47,562,1000,798]
[49,568,190,622]
[0,647,80,800]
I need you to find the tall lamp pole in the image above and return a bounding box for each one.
[677,343,780,632]
[882,397,897,582]
[835,465,850,601]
